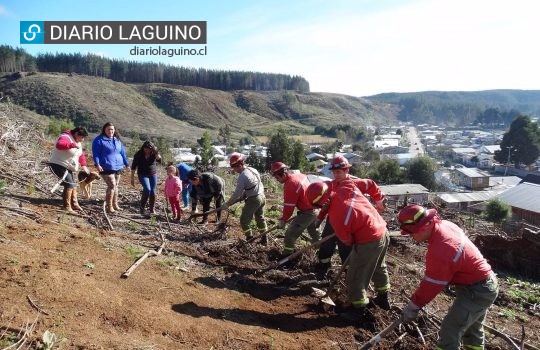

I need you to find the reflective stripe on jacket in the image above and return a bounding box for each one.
[411,219,492,307]
[281,173,315,221]
[318,175,384,220]
[326,179,387,245]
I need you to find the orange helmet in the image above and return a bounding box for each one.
[306,181,331,206]
[329,155,350,170]
[397,205,437,235]
[229,152,245,167]
[270,161,288,176]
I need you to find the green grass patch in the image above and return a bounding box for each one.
[505,277,540,304]
[125,246,145,260]
[127,221,140,232]
[498,308,517,320]
[0,332,18,347]
[158,253,188,271]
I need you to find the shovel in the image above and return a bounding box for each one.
[256,233,336,276]
[312,251,352,307]
[358,317,402,350]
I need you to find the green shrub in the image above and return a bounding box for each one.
[484,199,511,224]
[47,118,75,136]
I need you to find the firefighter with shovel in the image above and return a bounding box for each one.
[397,205,498,350]
[270,162,321,257]
[306,180,391,324]
[219,153,267,239]
[315,155,386,280]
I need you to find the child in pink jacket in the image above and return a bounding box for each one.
[164,165,183,220]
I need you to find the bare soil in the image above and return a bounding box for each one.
[1,175,539,350]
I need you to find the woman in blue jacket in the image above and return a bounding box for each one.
[92,122,129,213]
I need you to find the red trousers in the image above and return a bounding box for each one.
[168,196,182,219]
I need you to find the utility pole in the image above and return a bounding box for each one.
[504,146,514,176]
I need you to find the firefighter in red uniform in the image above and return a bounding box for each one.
[306,180,391,322]
[398,205,498,350]
[270,162,321,256]
[316,156,386,286]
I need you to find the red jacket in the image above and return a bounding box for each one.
[280,173,315,221]
[326,179,387,246]
[318,175,384,220]
[411,219,492,308]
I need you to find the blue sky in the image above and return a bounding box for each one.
[1,0,539,96]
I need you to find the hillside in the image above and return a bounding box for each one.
[1,109,539,349]
[0,72,397,143]
[366,90,540,127]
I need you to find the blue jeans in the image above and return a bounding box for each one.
[139,175,158,195]
[182,182,191,207]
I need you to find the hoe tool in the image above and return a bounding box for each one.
[256,233,336,276]
[312,251,352,307]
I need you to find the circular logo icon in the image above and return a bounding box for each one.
[23,24,42,42]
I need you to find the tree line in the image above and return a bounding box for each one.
[0,45,310,92]
[367,91,540,127]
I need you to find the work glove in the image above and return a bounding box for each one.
[375,199,385,212]
[402,301,420,323]
[276,220,286,229]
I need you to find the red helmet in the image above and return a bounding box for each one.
[270,161,288,175]
[329,155,350,170]
[397,204,437,235]
[229,153,245,167]
[306,181,331,206]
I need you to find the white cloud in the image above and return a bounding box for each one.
[0,4,14,17]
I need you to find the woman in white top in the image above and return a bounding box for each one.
[49,126,89,212]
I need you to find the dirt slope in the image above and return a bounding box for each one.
[1,183,539,350]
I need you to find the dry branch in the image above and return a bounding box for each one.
[120,209,168,278]
[26,295,50,315]
[102,201,114,230]
[2,315,39,350]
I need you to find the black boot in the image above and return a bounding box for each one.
[339,307,376,330]
[339,306,369,322]
[148,194,156,214]
[140,192,149,215]
[314,262,331,280]
[372,292,391,310]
